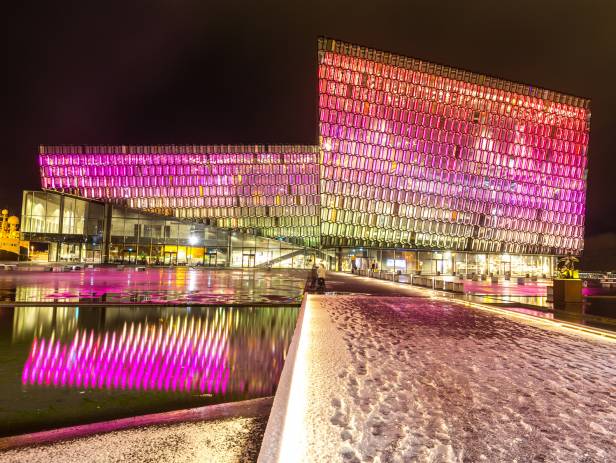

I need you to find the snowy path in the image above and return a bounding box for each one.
[274,294,616,462]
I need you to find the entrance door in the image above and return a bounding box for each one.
[122,250,136,264]
[203,253,215,267]
[164,252,177,265]
[242,254,255,268]
[501,261,511,275]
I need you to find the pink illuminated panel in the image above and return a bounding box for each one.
[39,145,320,246]
[22,315,229,394]
[317,38,590,255]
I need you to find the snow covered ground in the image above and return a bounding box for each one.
[0,416,267,463]
[267,294,616,462]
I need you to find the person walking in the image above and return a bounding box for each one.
[310,264,318,289]
[317,263,327,290]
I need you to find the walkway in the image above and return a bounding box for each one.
[322,272,616,332]
[260,274,616,462]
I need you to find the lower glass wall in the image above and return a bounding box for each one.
[335,248,556,277]
[20,191,318,268]
[107,244,229,266]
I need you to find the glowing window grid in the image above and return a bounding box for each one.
[39,145,321,247]
[37,38,590,256]
[317,38,589,255]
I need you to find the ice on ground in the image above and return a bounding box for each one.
[308,295,616,462]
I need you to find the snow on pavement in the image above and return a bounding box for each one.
[295,295,616,462]
[0,416,267,463]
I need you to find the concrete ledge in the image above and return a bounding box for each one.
[258,296,309,462]
[0,301,301,308]
[0,396,273,451]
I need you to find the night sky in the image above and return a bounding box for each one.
[5,0,616,236]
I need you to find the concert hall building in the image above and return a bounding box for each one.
[20,38,591,276]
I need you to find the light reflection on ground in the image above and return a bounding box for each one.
[0,268,307,305]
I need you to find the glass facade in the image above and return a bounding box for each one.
[340,248,554,277]
[38,145,320,248]
[21,191,103,262]
[20,191,325,268]
[27,39,590,273]
[318,38,589,256]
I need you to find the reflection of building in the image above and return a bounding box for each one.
[23,312,230,394]
[21,38,590,275]
[15,306,296,396]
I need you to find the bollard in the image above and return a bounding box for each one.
[453,282,464,293]
[546,285,554,302]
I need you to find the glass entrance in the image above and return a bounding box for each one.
[164,251,177,265]
[122,249,136,264]
[242,254,255,268]
[203,253,214,267]
[501,261,511,275]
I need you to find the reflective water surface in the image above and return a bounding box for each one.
[0,268,306,305]
[0,304,298,436]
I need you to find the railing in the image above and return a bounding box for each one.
[352,270,465,293]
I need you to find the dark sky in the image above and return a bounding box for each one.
[5,0,615,236]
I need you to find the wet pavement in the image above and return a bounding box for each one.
[323,272,616,331]
[0,268,307,305]
[459,279,550,296]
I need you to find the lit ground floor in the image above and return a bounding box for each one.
[332,247,556,277]
[21,240,557,277]
[19,190,331,269]
[25,240,328,269]
[261,278,616,462]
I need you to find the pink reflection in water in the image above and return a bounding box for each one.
[22,316,230,394]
